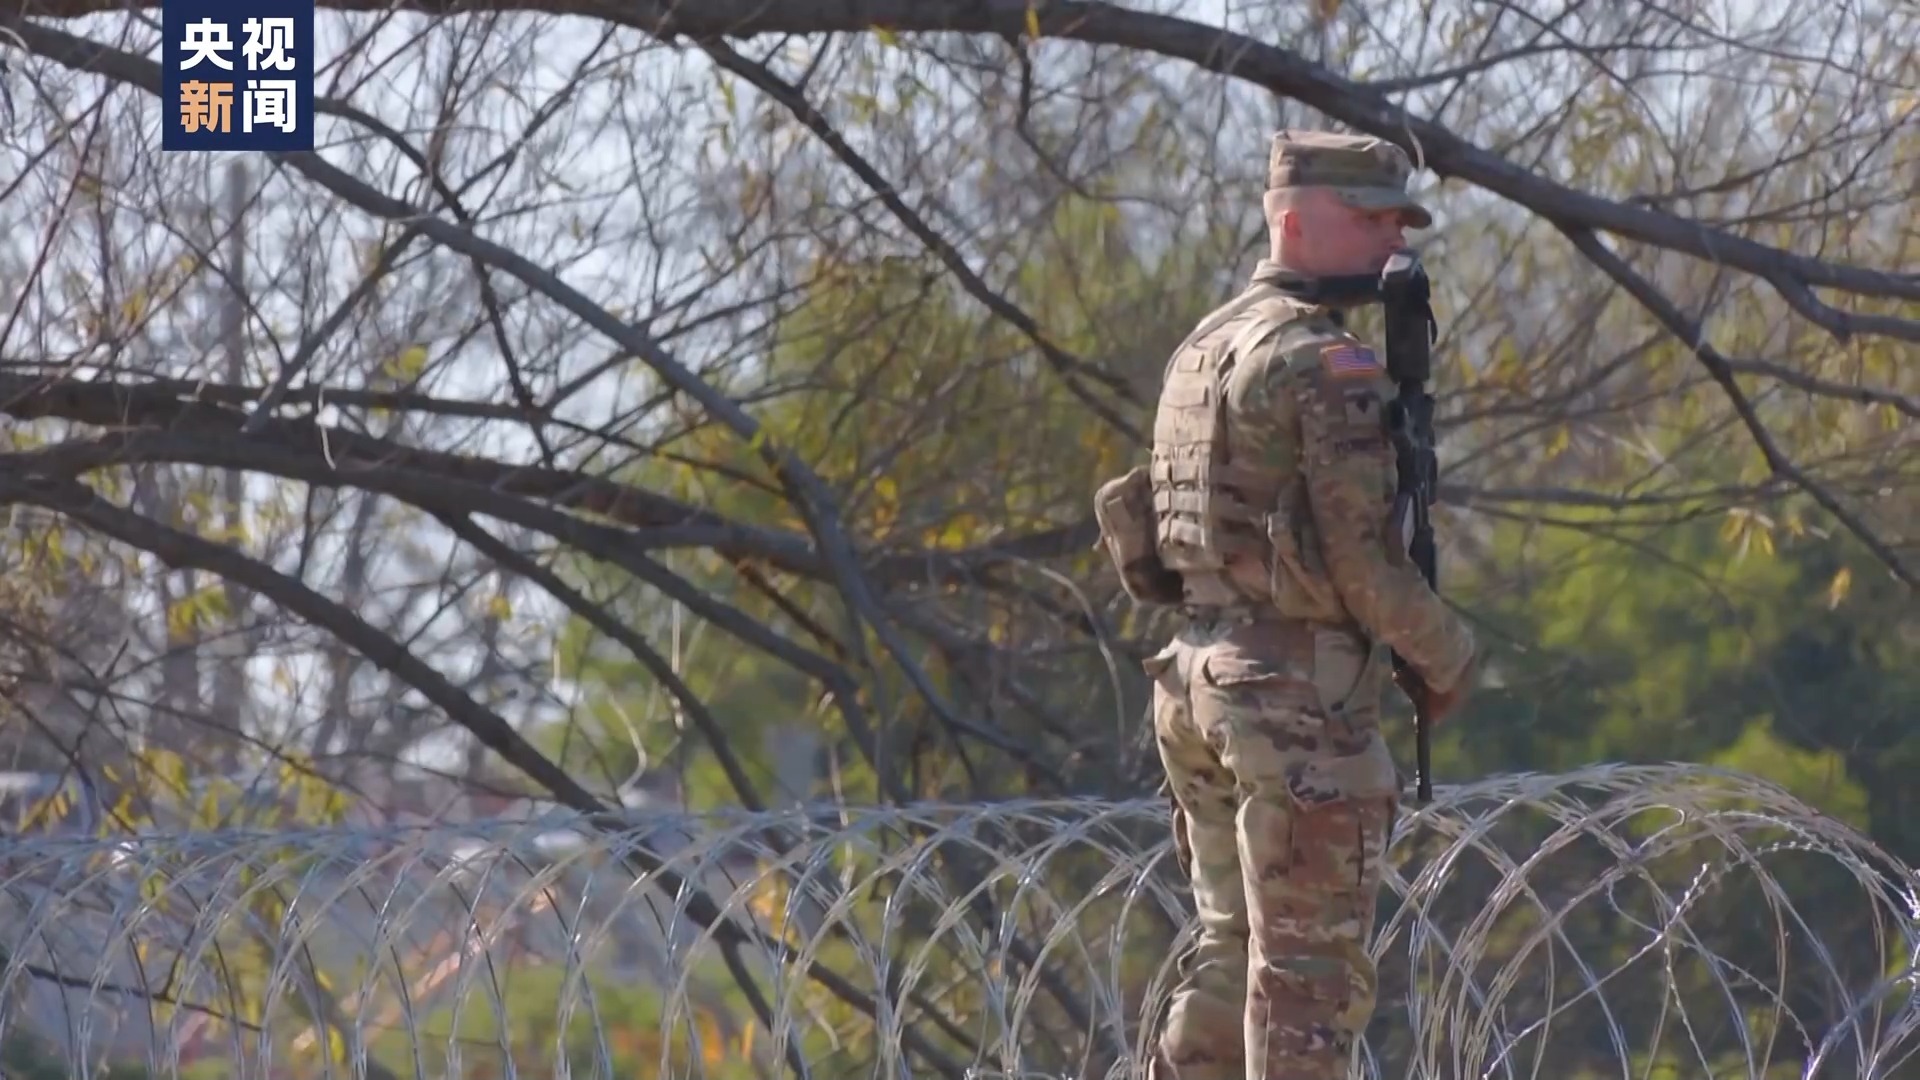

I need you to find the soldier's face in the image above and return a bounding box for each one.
[1270,188,1416,276]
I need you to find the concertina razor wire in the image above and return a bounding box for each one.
[1,762,1917,1079]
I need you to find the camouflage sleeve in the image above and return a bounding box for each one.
[1287,336,1475,693]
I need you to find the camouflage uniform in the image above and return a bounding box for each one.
[1096,131,1476,1080]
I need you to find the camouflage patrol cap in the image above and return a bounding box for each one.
[1268,129,1432,228]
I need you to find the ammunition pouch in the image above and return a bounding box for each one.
[1093,466,1185,606]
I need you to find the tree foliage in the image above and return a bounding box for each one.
[0,0,1914,1073]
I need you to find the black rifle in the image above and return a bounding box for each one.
[1379,251,1440,805]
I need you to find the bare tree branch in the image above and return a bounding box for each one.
[1556,224,1914,587]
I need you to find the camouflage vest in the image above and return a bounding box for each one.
[1150,285,1319,607]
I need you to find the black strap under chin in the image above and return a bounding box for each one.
[1257,271,1384,306]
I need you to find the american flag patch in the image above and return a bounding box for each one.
[1320,342,1380,378]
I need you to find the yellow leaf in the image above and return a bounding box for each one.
[1026,4,1041,40]
[166,596,198,641]
[486,592,513,621]
[1826,566,1852,609]
[1718,508,1775,562]
[387,344,429,381]
[1719,511,1743,543]
[697,1008,724,1067]
[872,24,899,46]
[870,478,901,535]
[924,513,980,550]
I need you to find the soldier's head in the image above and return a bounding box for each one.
[1263,129,1430,278]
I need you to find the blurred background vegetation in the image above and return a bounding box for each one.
[0,0,1913,1074]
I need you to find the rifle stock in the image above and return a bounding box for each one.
[1380,252,1440,806]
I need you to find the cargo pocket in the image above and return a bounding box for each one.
[1282,737,1398,809]
[1283,636,1398,892]
[1142,642,1182,694]
[1198,653,1324,756]
[1280,736,1399,892]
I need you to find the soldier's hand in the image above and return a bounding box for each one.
[1398,654,1476,724]
[1419,679,1469,724]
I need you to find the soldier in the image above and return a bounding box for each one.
[1091,129,1478,1079]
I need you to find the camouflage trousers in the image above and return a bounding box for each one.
[1143,613,1399,1080]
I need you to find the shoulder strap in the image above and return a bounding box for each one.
[1221,298,1305,368]
[1159,282,1290,384]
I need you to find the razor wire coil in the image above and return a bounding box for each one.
[1,762,1916,1079]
